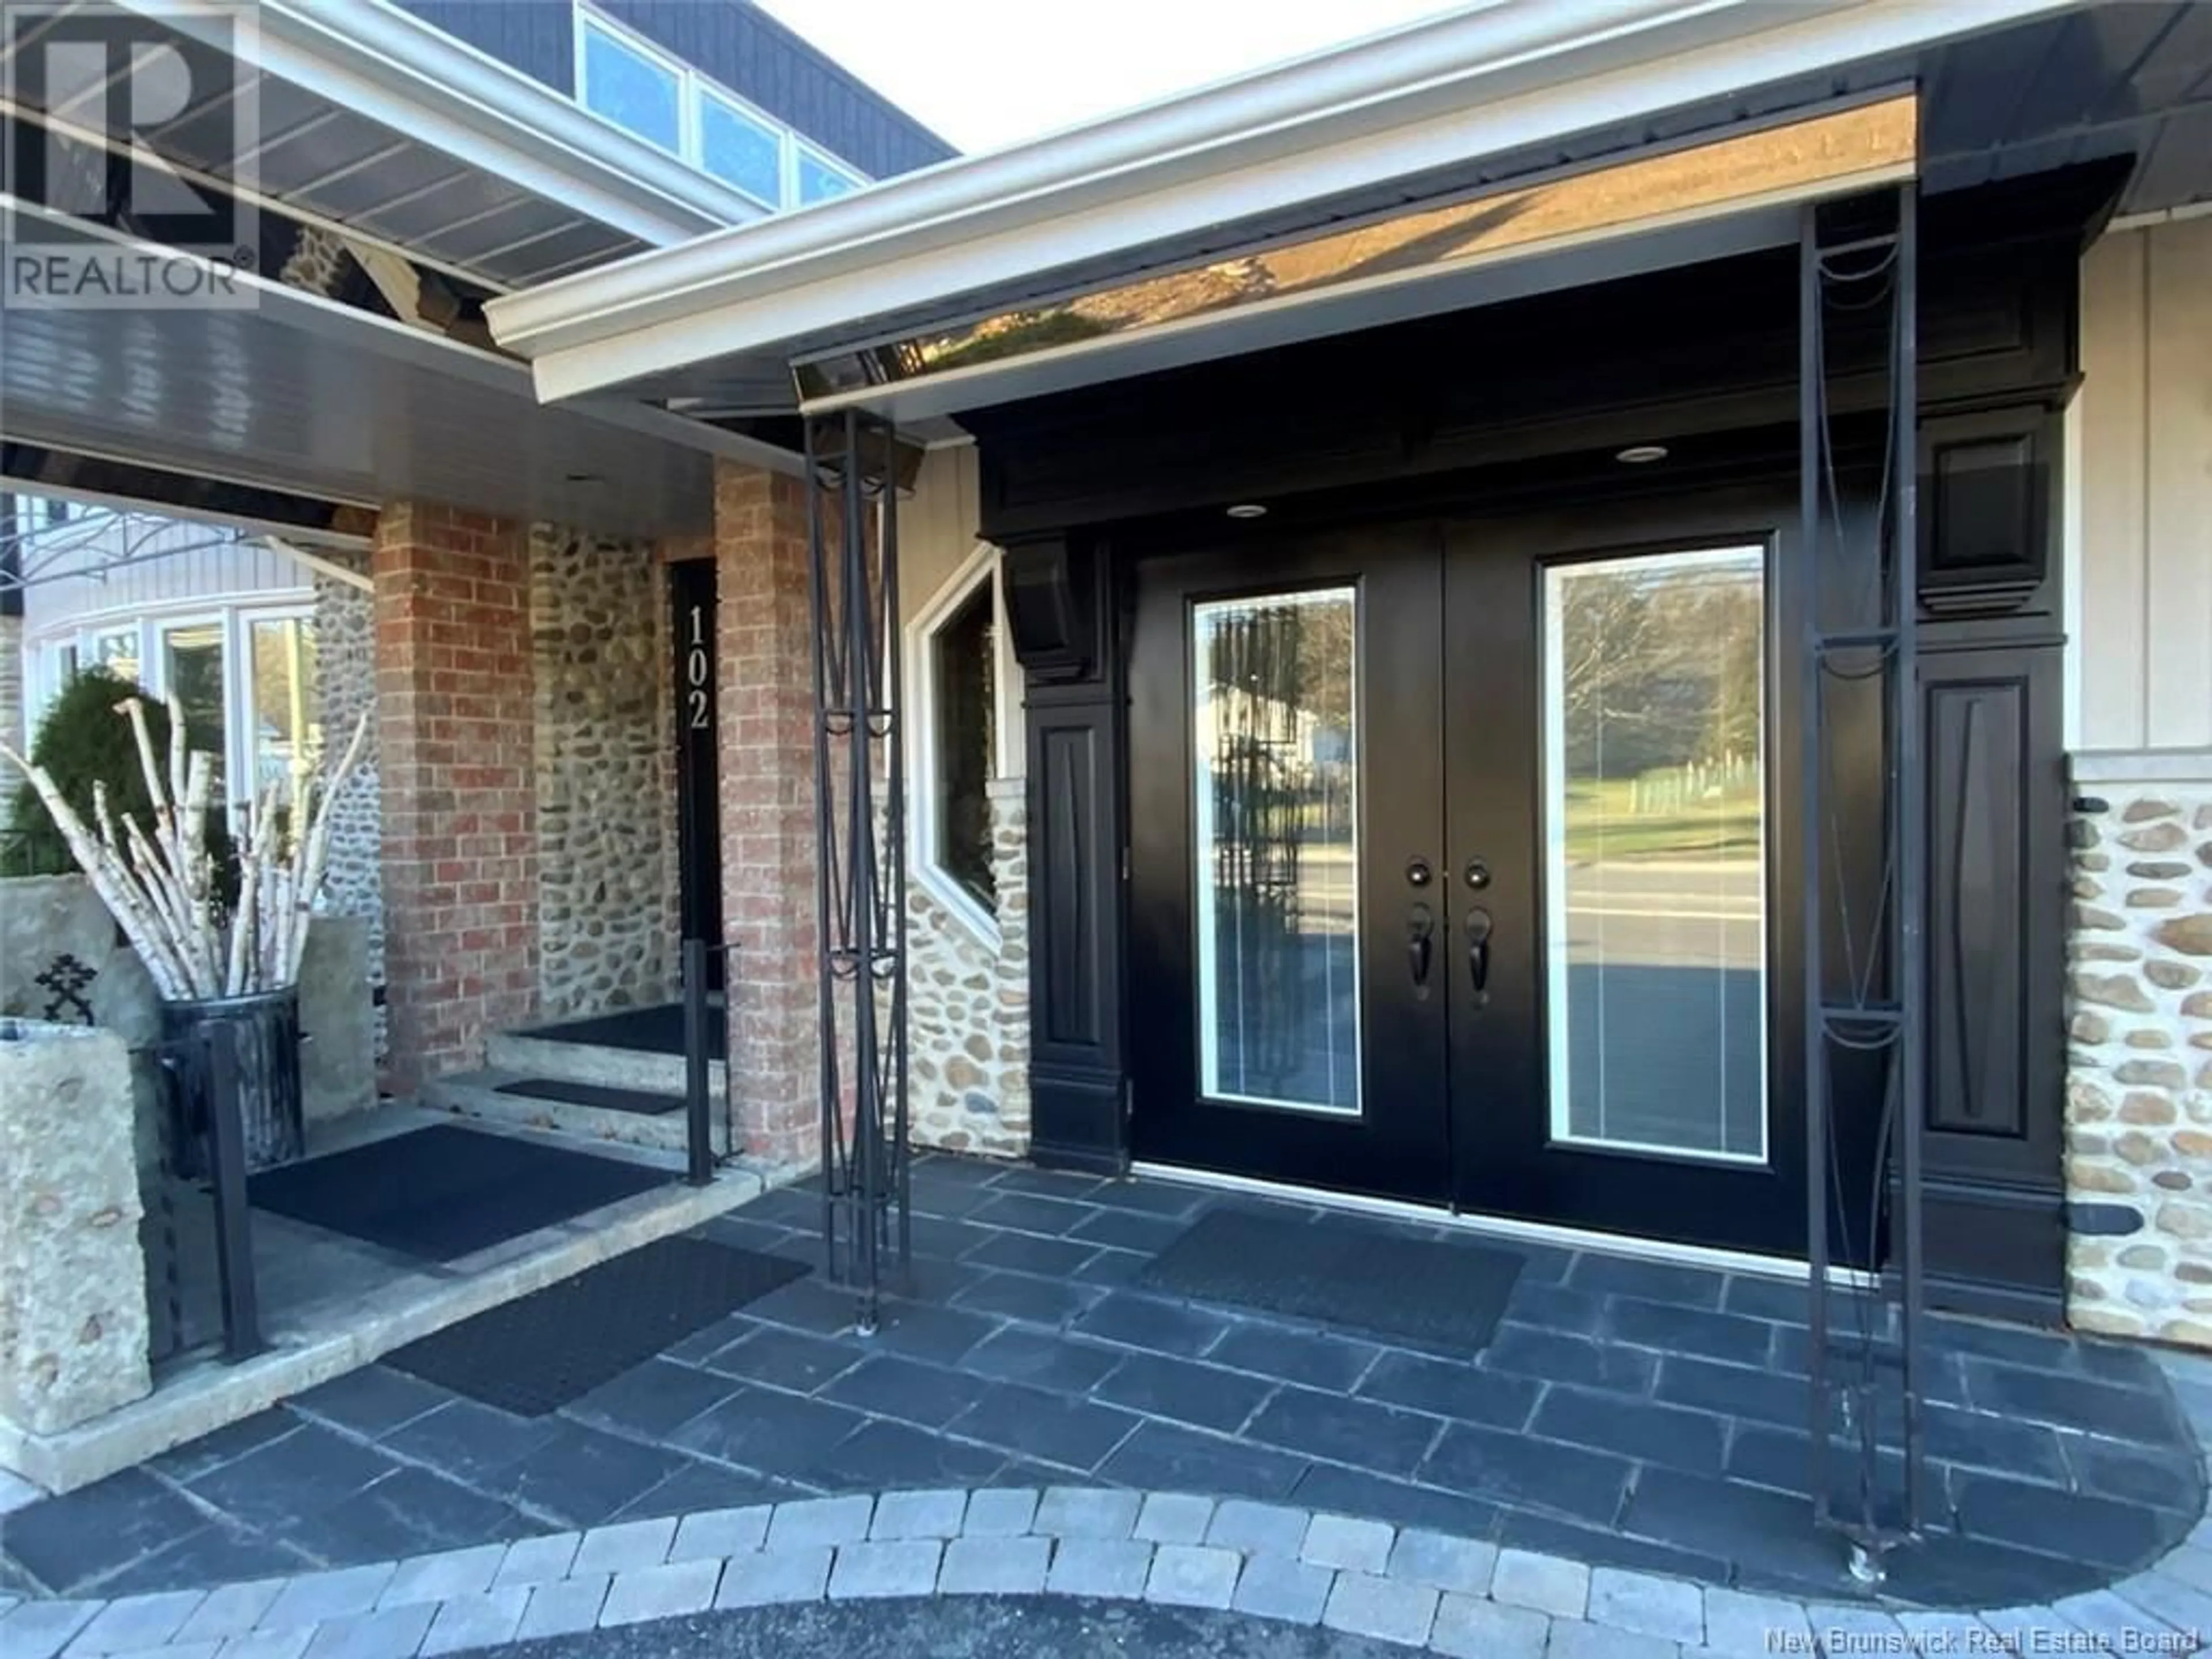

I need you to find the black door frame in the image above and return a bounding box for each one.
[983,177,2094,1311]
[670,557,725,991]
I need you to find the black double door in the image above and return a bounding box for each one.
[1128,486,1825,1259]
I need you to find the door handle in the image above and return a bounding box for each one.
[1466,907,1493,999]
[1407,903,1434,990]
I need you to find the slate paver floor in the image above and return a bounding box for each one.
[2,1153,2200,1613]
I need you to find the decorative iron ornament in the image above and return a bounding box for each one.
[805,408,914,1332]
[1799,185,1927,1584]
[36,951,96,1023]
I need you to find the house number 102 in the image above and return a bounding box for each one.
[686,605,711,730]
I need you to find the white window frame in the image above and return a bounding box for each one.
[792,139,863,206]
[904,544,1017,945]
[574,6,689,160]
[28,596,317,811]
[570,3,865,211]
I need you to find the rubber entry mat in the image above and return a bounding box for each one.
[1139,1207,1525,1351]
[494,1078,685,1117]
[247,1124,670,1261]
[515,1003,724,1056]
[385,1236,809,1415]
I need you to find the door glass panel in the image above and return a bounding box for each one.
[1543,546,1766,1162]
[1192,589,1360,1114]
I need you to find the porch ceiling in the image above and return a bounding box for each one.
[0,204,750,537]
[487,0,2211,423]
[9,0,762,291]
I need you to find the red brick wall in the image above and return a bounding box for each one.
[714,461,821,1165]
[374,503,537,1093]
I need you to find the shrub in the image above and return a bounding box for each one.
[8,665,235,884]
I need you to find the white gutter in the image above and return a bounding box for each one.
[120,0,762,248]
[489,0,2082,403]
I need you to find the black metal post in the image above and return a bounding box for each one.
[805,410,913,1334]
[199,1018,264,1363]
[1800,183,1926,1582]
[683,937,714,1187]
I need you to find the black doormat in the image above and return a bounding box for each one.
[494,1078,686,1118]
[514,1003,724,1057]
[384,1236,808,1415]
[1139,1208,1525,1351]
[247,1124,671,1262]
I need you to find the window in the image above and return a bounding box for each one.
[89,624,141,683]
[933,580,997,914]
[571,6,867,211]
[247,616,320,808]
[796,145,859,206]
[161,622,228,798]
[699,90,782,206]
[578,15,683,153]
[39,497,70,529]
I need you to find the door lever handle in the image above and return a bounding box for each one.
[1466,907,1493,999]
[1407,903,1434,990]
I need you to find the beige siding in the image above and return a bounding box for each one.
[2077,217,2212,755]
[899,443,984,628]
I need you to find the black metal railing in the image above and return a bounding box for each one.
[145,1017,265,1369]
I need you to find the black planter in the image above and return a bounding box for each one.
[161,986,305,1179]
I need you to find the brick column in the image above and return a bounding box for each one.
[714,461,820,1165]
[373,503,536,1093]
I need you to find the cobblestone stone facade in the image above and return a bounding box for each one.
[310,557,385,1064]
[530,527,676,1019]
[908,779,1031,1157]
[0,613,24,784]
[2065,770,2212,1345]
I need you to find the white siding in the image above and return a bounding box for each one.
[22,520,301,635]
[2075,217,2212,756]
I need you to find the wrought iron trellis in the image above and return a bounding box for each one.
[1800,184,1927,1584]
[804,408,912,1333]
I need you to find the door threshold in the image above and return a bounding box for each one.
[1129,1160,1878,1289]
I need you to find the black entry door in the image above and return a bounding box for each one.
[1127,485,1849,1260]
[1441,487,1814,1257]
[1128,526,1452,1203]
[670,559,725,991]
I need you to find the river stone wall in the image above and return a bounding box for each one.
[312,558,385,1065]
[2065,770,2212,1344]
[530,527,676,1019]
[908,779,1031,1157]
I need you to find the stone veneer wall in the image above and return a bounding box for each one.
[529,526,675,1019]
[908,779,1031,1156]
[2065,770,2212,1344]
[311,558,385,1064]
[0,612,24,787]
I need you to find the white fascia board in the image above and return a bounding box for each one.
[493,0,2082,403]
[118,0,763,248]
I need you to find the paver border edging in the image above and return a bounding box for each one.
[8,1477,2212,1659]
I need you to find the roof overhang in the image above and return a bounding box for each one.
[8,0,763,291]
[484,0,2076,407]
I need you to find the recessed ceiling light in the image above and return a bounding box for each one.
[1225,502,1268,518]
[1615,444,1669,465]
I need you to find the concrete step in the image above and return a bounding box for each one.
[424,1068,729,1155]
[486,1029,724,1097]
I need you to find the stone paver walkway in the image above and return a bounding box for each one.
[7,1479,2212,1659]
[3,1153,2208,1650]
